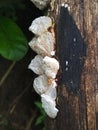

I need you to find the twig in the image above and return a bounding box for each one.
[24,111,37,130]
[8,80,33,114]
[0,61,16,87]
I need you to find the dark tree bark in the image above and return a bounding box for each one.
[46,0,98,130]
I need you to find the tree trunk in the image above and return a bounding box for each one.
[46,0,97,130]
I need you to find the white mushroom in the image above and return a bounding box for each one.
[28,55,44,75]
[33,75,49,95]
[42,56,59,78]
[44,80,57,100]
[28,15,59,118]
[29,16,52,35]
[30,0,50,10]
[29,32,55,56]
[41,94,59,118]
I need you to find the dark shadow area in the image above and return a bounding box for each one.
[0,0,45,130]
[57,6,86,94]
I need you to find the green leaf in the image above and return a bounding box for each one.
[35,115,45,126]
[0,16,28,61]
[35,102,42,109]
[35,101,46,115]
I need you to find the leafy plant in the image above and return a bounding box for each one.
[0,0,28,61]
[35,101,46,130]
[0,16,28,61]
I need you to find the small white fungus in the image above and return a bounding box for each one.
[28,15,59,118]
[73,38,76,42]
[66,67,68,71]
[29,32,55,56]
[28,55,44,75]
[41,94,59,118]
[61,3,70,11]
[44,80,57,100]
[29,16,52,35]
[42,56,59,78]
[33,75,49,95]
[30,0,50,10]
[66,61,68,66]
[51,51,55,56]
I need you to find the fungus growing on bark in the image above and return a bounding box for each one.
[41,94,59,118]
[28,55,44,75]
[28,15,59,118]
[29,32,55,56]
[42,56,59,78]
[29,16,52,36]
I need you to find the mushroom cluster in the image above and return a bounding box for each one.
[28,16,59,118]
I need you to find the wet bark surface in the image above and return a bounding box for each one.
[46,0,98,130]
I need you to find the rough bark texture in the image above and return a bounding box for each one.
[46,0,98,130]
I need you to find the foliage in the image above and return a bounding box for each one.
[35,102,46,130]
[0,0,28,61]
[0,16,28,61]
